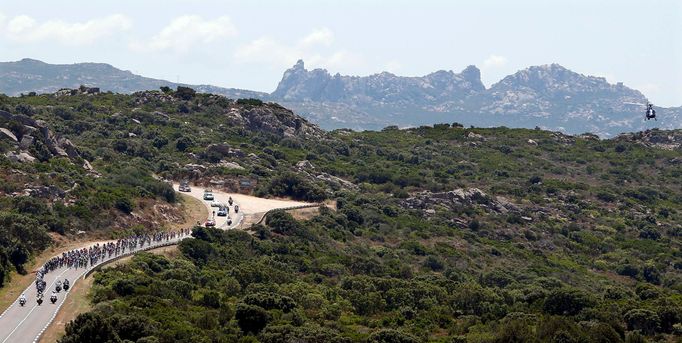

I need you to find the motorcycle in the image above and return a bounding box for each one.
[50,295,57,304]
[63,281,70,291]
[37,293,43,306]
[19,298,26,307]
[55,284,62,292]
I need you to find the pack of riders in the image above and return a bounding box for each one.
[27,228,190,307]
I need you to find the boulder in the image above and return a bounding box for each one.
[206,143,232,156]
[183,164,207,173]
[296,160,315,170]
[154,111,170,120]
[23,185,65,198]
[315,172,358,190]
[83,160,94,171]
[19,135,35,149]
[218,161,244,170]
[0,128,18,142]
[466,131,485,141]
[6,151,36,163]
[227,148,245,158]
[402,188,520,214]
[58,138,79,158]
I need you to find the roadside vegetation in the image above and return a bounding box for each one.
[0,88,680,341]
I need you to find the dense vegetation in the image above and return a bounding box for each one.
[0,88,680,341]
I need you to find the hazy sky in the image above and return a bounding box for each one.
[1,0,680,106]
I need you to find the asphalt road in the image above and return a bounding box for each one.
[183,185,244,230]
[0,185,239,343]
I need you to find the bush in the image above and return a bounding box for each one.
[235,303,270,334]
[236,98,263,106]
[60,312,121,343]
[543,288,594,316]
[259,172,326,202]
[175,136,193,152]
[266,211,304,236]
[367,329,418,343]
[243,292,296,312]
[624,309,660,335]
[175,86,196,100]
[114,196,134,214]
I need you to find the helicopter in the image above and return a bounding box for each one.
[623,102,657,121]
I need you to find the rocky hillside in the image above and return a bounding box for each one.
[0,109,84,165]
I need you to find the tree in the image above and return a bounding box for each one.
[624,309,660,335]
[60,312,121,343]
[367,329,419,343]
[179,239,215,266]
[243,292,296,312]
[111,314,156,342]
[175,86,196,100]
[175,136,193,152]
[266,211,303,236]
[235,303,270,334]
[543,289,594,316]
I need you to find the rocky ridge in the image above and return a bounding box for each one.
[0,109,85,166]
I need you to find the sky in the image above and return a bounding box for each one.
[0,0,680,106]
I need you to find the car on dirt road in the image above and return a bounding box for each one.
[204,219,216,227]
[203,189,214,200]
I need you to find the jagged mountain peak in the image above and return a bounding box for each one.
[272,60,485,103]
[293,59,305,70]
[490,63,640,97]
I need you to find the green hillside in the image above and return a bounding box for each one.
[0,88,680,342]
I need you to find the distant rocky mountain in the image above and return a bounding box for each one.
[272,61,681,136]
[0,58,266,100]
[273,60,484,105]
[1,58,679,136]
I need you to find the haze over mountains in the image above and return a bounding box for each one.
[1,58,679,136]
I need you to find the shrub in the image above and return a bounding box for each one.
[624,309,660,335]
[259,172,326,202]
[175,86,196,100]
[60,312,121,343]
[367,329,418,343]
[235,303,270,334]
[243,292,296,312]
[543,288,594,316]
[175,136,193,152]
[236,98,263,106]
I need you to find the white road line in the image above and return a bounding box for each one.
[1,268,69,343]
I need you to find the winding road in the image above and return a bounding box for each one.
[0,185,311,343]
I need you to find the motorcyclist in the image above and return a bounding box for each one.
[55,280,62,292]
[63,278,70,291]
[37,291,43,305]
[19,293,27,306]
[50,291,57,304]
